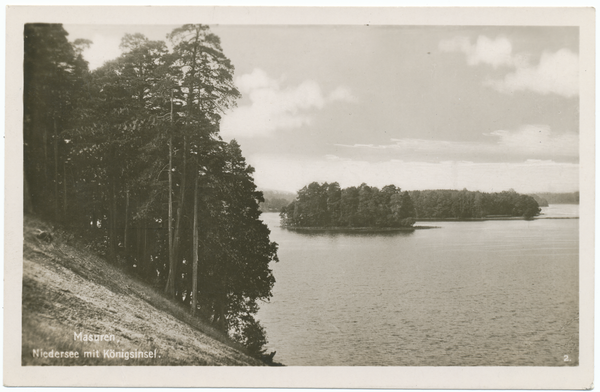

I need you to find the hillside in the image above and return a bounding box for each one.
[259,189,297,213]
[22,216,265,366]
[532,191,579,205]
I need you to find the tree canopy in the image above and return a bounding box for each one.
[408,189,541,219]
[23,23,277,361]
[280,184,541,227]
[280,182,417,228]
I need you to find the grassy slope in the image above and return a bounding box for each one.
[22,216,264,366]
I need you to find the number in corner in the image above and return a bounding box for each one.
[563,354,572,362]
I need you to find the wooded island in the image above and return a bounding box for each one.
[280,182,541,228]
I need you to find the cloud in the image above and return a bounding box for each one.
[484,49,579,97]
[220,68,357,138]
[439,35,521,68]
[235,68,279,92]
[439,35,578,97]
[335,125,578,161]
[488,124,578,157]
[325,154,351,162]
[328,86,358,103]
[248,154,579,194]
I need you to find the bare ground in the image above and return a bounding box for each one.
[22,216,264,366]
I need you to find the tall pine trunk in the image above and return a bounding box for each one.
[63,161,67,219]
[53,118,59,222]
[109,180,118,261]
[165,92,176,296]
[170,28,199,298]
[191,173,199,316]
[124,188,129,250]
[137,222,142,270]
[43,124,48,192]
[171,135,187,286]
[144,226,148,271]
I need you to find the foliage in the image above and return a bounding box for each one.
[23,24,90,219]
[280,182,416,228]
[281,185,541,226]
[23,23,277,360]
[408,189,541,219]
[230,314,268,358]
[529,194,549,207]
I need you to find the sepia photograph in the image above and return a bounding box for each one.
[4,5,595,389]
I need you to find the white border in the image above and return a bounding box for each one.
[4,5,595,389]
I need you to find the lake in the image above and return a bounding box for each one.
[257,204,579,366]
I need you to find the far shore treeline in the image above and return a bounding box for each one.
[532,191,579,206]
[409,189,541,219]
[23,24,278,360]
[280,182,542,228]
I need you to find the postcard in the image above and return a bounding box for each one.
[4,5,594,389]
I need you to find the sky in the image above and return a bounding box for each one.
[63,24,580,194]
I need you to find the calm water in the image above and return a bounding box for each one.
[257,205,579,366]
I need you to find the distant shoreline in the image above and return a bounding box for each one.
[278,216,578,231]
[281,226,439,232]
[415,216,579,222]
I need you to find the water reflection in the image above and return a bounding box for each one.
[282,227,417,238]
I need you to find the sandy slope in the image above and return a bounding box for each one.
[22,216,264,366]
